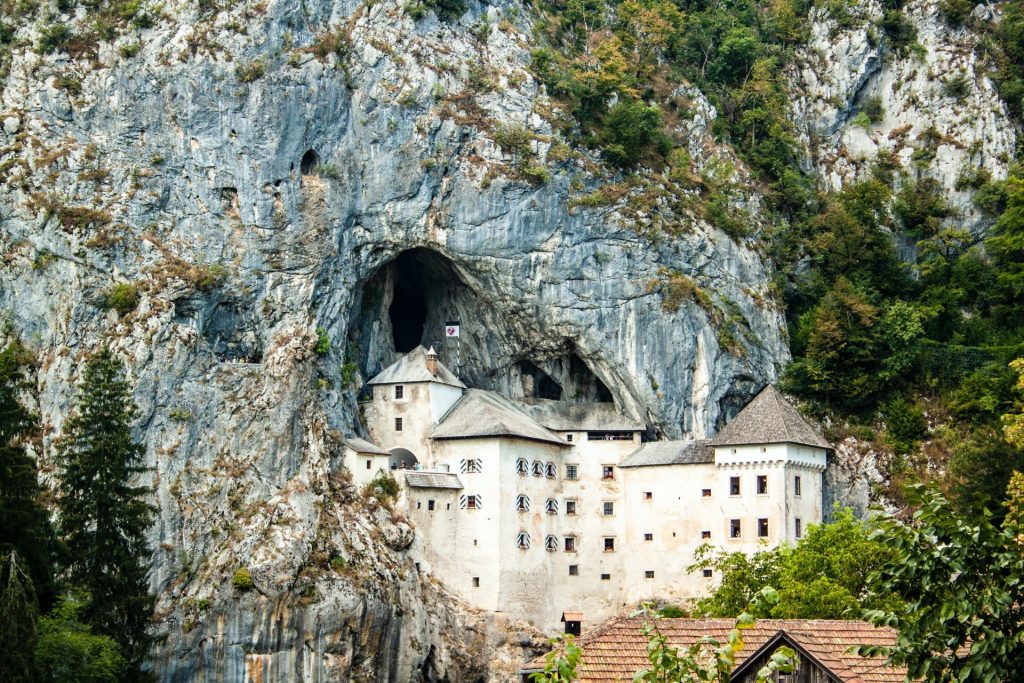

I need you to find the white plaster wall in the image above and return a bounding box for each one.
[429,384,464,423]
[363,382,464,464]
[347,448,391,489]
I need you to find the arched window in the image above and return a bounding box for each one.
[515,494,530,512]
[516,458,528,475]
[545,535,558,552]
[545,462,556,478]
[532,461,544,477]
[516,531,530,550]
[545,498,558,515]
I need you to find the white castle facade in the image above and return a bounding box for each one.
[344,346,828,632]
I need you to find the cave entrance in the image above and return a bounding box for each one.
[518,360,564,400]
[389,250,430,353]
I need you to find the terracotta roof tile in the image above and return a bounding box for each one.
[522,618,904,683]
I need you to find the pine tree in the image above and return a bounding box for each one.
[0,550,39,683]
[55,345,155,674]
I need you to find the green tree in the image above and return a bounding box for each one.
[35,591,126,683]
[987,167,1024,325]
[55,345,154,674]
[862,483,1024,682]
[1,550,39,683]
[692,508,899,619]
[0,341,57,612]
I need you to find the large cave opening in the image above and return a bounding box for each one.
[388,250,430,352]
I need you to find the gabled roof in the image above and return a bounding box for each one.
[367,346,466,388]
[430,389,568,447]
[517,400,645,432]
[521,618,904,683]
[403,471,464,489]
[618,440,712,468]
[343,437,388,455]
[710,385,830,449]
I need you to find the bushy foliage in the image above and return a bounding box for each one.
[34,592,126,683]
[231,567,254,590]
[102,282,139,315]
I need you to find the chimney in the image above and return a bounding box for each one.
[425,346,438,376]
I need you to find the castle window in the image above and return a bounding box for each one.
[603,537,615,552]
[602,465,614,480]
[756,475,768,495]
[566,464,578,480]
[758,518,769,538]
[701,530,711,539]
[565,500,577,515]
[794,476,802,496]
[395,417,403,432]
[428,500,435,511]
[545,535,558,552]
[795,518,802,538]
[516,531,530,550]
[643,491,653,500]
[446,503,450,510]
[416,501,421,509]
[460,494,482,509]
[516,458,528,475]
[545,462,556,479]
[703,569,713,578]
[569,565,578,576]
[601,573,611,581]
[515,495,530,512]
[602,501,614,516]
[532,461,544,477]
[643,533,653,541]
[566,434,573,442]
[545,498,558,515]
[366,460,371,470]
[394,385,404,399]
[730,519,741,539]
[729,476,740,496]
[702,488,712,498]
[645,570,654,579]
[564,536,576,552]
[460,458,482,474]
[472,577,479,587]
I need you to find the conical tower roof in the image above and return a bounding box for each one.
[710,385,830,449]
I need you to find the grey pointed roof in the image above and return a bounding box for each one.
[367,346,466,388]
[619,440,713,468]
[710,385,830,449]
[344,437,388,455]
[516,400,645,432]
[403,471,464,489]
[430,389,568,446]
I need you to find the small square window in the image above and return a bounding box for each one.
[643,491,653,500]
[416,501,421,509]
[569,564,579,576]
[643,533,653,541]
[795,476,802,496]
[564,536,576,552]
[600,573,611,581]
[394,385,404,399]
[645,570,654,579]
[703,569,713,578]
[701,530,711,539]
[730,476,740,496]
[730,519,741,539]
[428,500,435,511]
[603,501,614,516]
[602,465,614,480]
[795,517,803,539]
[603,537,615,552]
[702,488,712,498]
[756,475,767,495]
[565,500,577,515]
[472,577,479,587]
[566,434,573,442]
[395,417,403,431]
[758,518,769,538]
[566,464,578,480]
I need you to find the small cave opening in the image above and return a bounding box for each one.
[517,360,563,400]
[300,149,319,175]
[567,353,613,402]
[388,250,430,353]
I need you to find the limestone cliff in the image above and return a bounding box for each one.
[0,0,1016,679]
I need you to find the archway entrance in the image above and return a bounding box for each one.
[389,448,419,470]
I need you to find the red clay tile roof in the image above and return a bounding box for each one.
[522,618,904,683]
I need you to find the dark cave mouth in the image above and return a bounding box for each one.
[387,248,467,353]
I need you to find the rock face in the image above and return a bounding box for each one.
[0,0,788,678]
